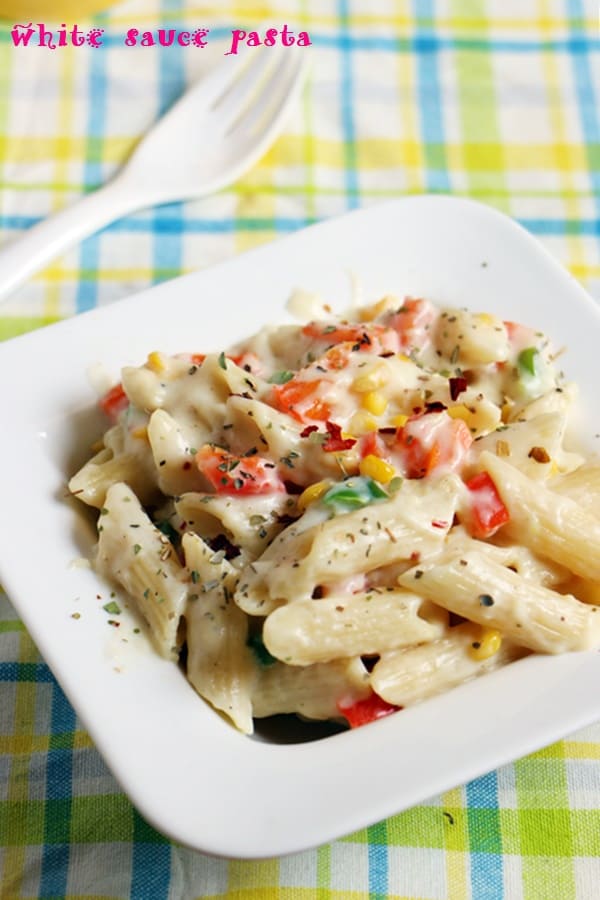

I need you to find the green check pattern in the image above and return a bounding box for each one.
[1,1,600,897]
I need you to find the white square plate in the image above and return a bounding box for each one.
[1,196,600,859]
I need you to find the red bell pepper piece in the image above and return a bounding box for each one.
[99,383,129,423]
[465,471,510,537]
[337,692,400,728]
[395,412,473,479]
[271,378,332,424]
[195,445,285,495]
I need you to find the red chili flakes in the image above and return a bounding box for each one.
[449,376,468,401]
[425,401,447,413]
[322,421,357,453]
[300,424,319,438]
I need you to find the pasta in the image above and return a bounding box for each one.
[69,292,600,734]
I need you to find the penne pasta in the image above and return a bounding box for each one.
[252,657,371,720]
[234,475,460,614]
[68,446,159,509]
[371,622,528,707]
[398,551,600,653]
[175,491,291,559]
[477,452,600,582]
[182,533,256,734]
[263,591,448,665]
[96,482,187,659]
[550,463,600,516]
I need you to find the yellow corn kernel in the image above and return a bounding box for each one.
[348,411,378,435]
[359,455,395,484]
[469,627,502,661]
[391,414,408,428]
[501,401,514,422]
[352,366,386,393]
[131,426,148,441]
[447,405,471,423]
[147,351,166,373]
[297,480,331,512]
[361,391,388,416]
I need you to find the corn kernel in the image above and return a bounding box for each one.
[469,627,502,661]
[297,481,331,512]
[131,426,148,441]
[501,401,514,422]
[447,405,471,423]
[359,455,395,484]
[391,414,408,428]
[361,391,388,416]
[147,351,166,373]
[348,411,378,435]
[352,366,386,393]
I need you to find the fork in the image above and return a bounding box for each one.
[0,46,308,303]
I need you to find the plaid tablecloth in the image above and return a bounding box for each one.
[1,1,600,897]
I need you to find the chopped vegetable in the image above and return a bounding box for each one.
[361,391,388,416]
[359,455,395,484]
[302,320,397,354]
[385,298,436,351]
[465,471,510,537]
[469,627,502,661]
[322,476,387,513]
[247,633,277,667]
[358,431,390,460]
[517,347,538,377]
[271,378,331,423]
[195,445,285,495]
[268,370,294,385]
[156,519,180,544]
[99,383,129,423]
[395,412,473,479]
[297,480,331,511]
[337,692,400,728]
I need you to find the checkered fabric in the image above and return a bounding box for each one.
[1,1,600,897]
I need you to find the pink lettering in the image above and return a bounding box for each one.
[10,22,35,46]
[226,29,246,55]
[158,29,175,47]
[37,23,57,50]
[70,25,85,47]
[86,28,104,48]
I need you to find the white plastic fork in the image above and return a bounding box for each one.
[0,46,308,302]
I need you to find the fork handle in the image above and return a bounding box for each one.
[0,176,141,304]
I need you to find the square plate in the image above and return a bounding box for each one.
[1,196,600,859]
